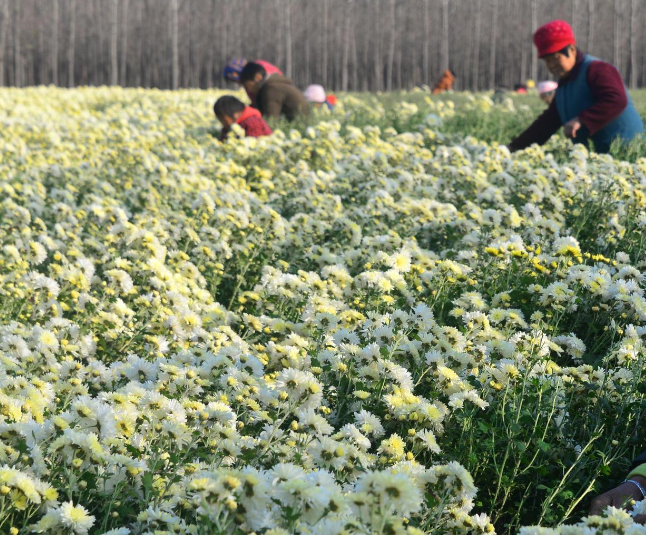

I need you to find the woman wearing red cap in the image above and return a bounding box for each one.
[509,20,643,154]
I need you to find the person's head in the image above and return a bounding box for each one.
[239,62,267,95]
[214,96,246,127]
[538,80,558,104]
[304,84,326,105]
[534,20,577,79]
[223,58,248,84]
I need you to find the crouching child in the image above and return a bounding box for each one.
[214,96,273,141]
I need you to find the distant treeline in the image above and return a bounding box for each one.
[0,0,643,91]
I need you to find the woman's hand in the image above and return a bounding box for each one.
[589,475,646,522]
[564,117,582,138]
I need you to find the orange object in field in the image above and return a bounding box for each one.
[432,70,455,94]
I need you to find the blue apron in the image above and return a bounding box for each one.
[555,54,644,153]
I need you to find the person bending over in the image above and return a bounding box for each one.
[223,58,282,105]
[509,20,643,154]
[239,62,307,121]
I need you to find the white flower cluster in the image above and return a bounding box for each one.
[0,87,646,534]
[521,504,646,535]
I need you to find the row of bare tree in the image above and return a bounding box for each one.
[0,0,642,91]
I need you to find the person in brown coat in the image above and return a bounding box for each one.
[432,69,455,94]
[239,62,307,121]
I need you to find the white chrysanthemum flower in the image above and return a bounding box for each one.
[518,527,559,535]
[27,241,48,264]
[25,272,61,296]
[1,334,31,358]
[354,410,385,438]
[552,236,582,257]
[416,429,441,453]
[355,470,422,516]
[632,499,646,516]
[58,501,95,534]
[33,327,59,354]
[105,268,134,294]
[336,424,371,450]
[98,529,131,535]
[389,250,412,273]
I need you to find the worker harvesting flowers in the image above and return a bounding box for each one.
[509,20,643,153]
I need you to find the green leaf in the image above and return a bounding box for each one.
[142,471,154,495]
[537,440,551,452]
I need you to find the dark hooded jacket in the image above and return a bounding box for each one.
[254,75,308,121]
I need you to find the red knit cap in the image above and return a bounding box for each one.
[533,20,575,58]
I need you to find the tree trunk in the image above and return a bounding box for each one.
[12,0,20,87]
[423,0,430,83]
[362,0,369,90]
[373,0,381,91]
[572,0,579,29]
[68,0,76,86]
[195,0,203,86]
[134,0,143,86]
[350,3,358,90]
[521,43,527,87]
[285,0,293,79]
[396,41,402,89]
[341,0,350,91]
[171,0,179,90]
[221,0,229,83]
[386,0,395,92]
[304,5,310,87]
[489,0,498,89]
[441,0,449,70]
[142,0,152,87]
[630,0,637,88]
[187,0,194,87]
[111,0,118,85]
[322,0,329,86]
[120,0,129,86]
[205,0,216,87]
[531,0,538,83]
[472,1,482,90]
[86,0,95,85]
[39,22,46,84]
[0,0,8,86]
[52,0,59,85]
[614,0,620,72]
[274,0,284,71]
[587,0,594,51]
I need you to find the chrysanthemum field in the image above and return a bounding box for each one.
[3,87,646,535]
